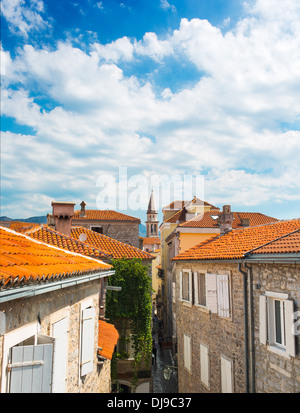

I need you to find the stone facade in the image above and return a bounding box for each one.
[0,279,111,393]
[251,262,300,393]
[72,220,140,249]
[173,260,300,393]
[173,261,246,393]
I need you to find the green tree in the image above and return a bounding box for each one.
[106,258,153,388]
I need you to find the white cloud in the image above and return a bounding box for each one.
[1,0,300,217]
[1,0,51,38]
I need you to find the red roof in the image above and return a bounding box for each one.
[73,210,140,222]
[248,229,300,255]
[173,219,300,261]
[0,227,112,287]
[98,320,119,360]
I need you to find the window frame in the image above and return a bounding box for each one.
[179,269,192,305]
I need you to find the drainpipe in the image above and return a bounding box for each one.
[238,263,249,393]
[244,262,255,394]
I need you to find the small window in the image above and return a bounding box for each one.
[91,226,103,234]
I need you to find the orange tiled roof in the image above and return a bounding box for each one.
[179,211,278,229]
[172,219,300,261]
[248,229,300,255]
[98,320,119,360]
[73,210,140,222]
[164,208,187,223]
[0,227,112,287]
[26,225,111,260]
[71,227,155,260]
[6,221,41,233]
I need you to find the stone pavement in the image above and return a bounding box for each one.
[150,318,178,393]
[151,345,178,393]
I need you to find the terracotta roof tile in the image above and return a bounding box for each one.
[98,320,119,360]
[142,237,161,245]
[73,210,140,222]
[0,227,112,287]
[71,227,155,260]
[248,229,300,255]
[173,219,300,261]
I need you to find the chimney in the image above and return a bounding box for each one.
[218,205,233,235]
[51,201,75,236]
[80,201,86,217]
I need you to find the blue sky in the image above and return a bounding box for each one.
[1,0,300,223]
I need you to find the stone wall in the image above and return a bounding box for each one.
[173,261,246,393]
[0,279,111,393]
[251,263,300,393]
[72,221,140,248]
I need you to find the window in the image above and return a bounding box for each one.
[259,292,295,357]
[179,270,192,303]
[200,343,209,388]
[184,334,191,372]
[1,323,54,393]
[194,272,206,306]
[91,226,103,234]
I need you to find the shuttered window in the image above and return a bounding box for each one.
[217,274,230,318]
[180,270,192,303]
[205,273,218,313]
[221,356,233,393]
[9,337,54,393]
[52,317,69,393]
[80,306,95,376]
[259,293,295,357]
[184,334,191,372]
[200,343,209,387]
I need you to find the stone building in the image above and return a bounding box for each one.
[172,218,300,393]
[0,227,115,393]
[68,201,141,248]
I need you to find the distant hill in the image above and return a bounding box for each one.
[0,215,47,223]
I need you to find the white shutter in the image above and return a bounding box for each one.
[184,334,191,372]
[179,271,183,300]
[217,274,230,317]
[9,343,53,393]
[172,282,176,303]
[259,295,267,345]
[221,356,233,393]
[52,317,69,393]
[188,270,192,303]
[206,273,218,313]
[194,272,199,305]
[284,299,295,357]
[200,344,209,387]
[81,307,95,376]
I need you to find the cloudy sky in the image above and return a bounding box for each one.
[1,0,300,222]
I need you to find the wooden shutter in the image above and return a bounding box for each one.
[9,343,53,393]
[184,334,191,372]
[194,272,199,305]
[221,356,233,393]
[179,271,183,300]
[52,317,69,393]
[285,299,295,357]
[200,343,209,387]
[217,274,230,317]
[206,273,217,313]
[259,295,267,345]
[81,306,95,376]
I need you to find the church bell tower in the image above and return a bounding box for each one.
[146,190,159,237]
